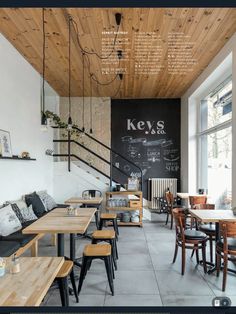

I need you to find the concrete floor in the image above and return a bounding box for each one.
[34,214,236,307]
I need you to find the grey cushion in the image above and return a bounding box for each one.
[184,229,208,240]
[25,192,47,218]
[0,204,22,236]
[0,241,20,257]
[217,238,236,251]
[11,203,27,224]
[37,191,57,211]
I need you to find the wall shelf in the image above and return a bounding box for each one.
[0,156,36,161]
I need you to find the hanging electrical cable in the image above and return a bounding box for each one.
[90,73,93,134]
[67,15,73,130]
[82,52,85,132]
[41,7,47,126]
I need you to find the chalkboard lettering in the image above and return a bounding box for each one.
[127,119,165,135]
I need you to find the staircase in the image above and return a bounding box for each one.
[52,126,143,193]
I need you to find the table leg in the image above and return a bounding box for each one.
[70,234,82,267]
[57,234,65,257]
[207,222,219,274]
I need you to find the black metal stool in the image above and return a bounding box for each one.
[99,213,119,239]
[91,229,118,270]
[78,244,114,296]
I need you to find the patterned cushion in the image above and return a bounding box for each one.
[11,203,26,224]
[20,204,38,222]
[25,192,47,218]
[0,204,22,236]
[37,191,57,211]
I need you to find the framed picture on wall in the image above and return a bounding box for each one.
[0,129,12,157]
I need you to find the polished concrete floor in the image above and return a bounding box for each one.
[34,214,236,307]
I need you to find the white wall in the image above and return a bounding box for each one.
[0,34,59,203]
[181,32,236,206]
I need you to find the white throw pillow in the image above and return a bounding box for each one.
[37,191,57,211]
[20,204,38,222]
[6,199,28,211]
[0,205,22,236]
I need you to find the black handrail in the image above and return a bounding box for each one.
[53,126,143,191]
[53,139,131,180]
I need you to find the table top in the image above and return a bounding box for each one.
[23,208,96,234]
[65,197,103,205]
[47,207,97,217]
[189,209,236,223]
[0,257,64,306]
[177,193,208,199]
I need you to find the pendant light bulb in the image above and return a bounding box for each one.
[67,116,73,130]
[90,128,93,134]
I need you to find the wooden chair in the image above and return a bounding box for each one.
[165,191,183,229]
[216,221,236,291]
[172,208,208,275]
[193,204,215,263]
[92,230,118,270]
[78,244,114,296]
[189,196,207,208]
[99,213,119,238]
[56,260,79,306]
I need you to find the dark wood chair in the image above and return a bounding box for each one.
[189,195,207,208]
[216,221,236,291]
[193,204,215,263]
[165,191,183,229]
[172,208,208,275]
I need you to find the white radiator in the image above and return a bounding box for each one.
[148,178,178,209]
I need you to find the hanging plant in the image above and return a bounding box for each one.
[45,110,84,140]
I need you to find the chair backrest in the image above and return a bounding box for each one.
[172,208,186,239]
[82,190,102,198]
[219,221,236,238]
[193,203,215,210]
[189,196,207,207]
[165,191,174,207]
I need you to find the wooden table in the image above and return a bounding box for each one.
[65,197,103,228]
[189,209,236,274]
[23,208,96,264]
[65,197,103,206]
[0,257,64,306]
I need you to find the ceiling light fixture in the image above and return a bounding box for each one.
[41,8,47,130]
[117,50,123,59]
[67,15,73,131]
[118,73,123,80]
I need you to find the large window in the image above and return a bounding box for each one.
[199,77,232,208]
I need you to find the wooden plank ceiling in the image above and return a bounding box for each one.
[0,8,236,98]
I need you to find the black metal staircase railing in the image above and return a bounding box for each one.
[53,126,143,191]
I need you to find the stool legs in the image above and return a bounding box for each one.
[58,277,69,306]
[78,255,114,296]
[104,255,114,295]
[70,268,79,303]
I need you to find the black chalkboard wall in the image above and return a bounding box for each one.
[111,99,181,199]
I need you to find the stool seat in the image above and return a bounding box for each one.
[84,244,111,257]
[57,261,73,278]
[92,230,116,239]
[100,213,117,219]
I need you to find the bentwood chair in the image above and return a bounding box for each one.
[172,208,208,275]
[193,204,215,263]
[189,196,207,208]
[165,191,183,229]
[216,221,236,291]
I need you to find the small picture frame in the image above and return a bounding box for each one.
[0,129,12,157]
[127,177,139,191]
